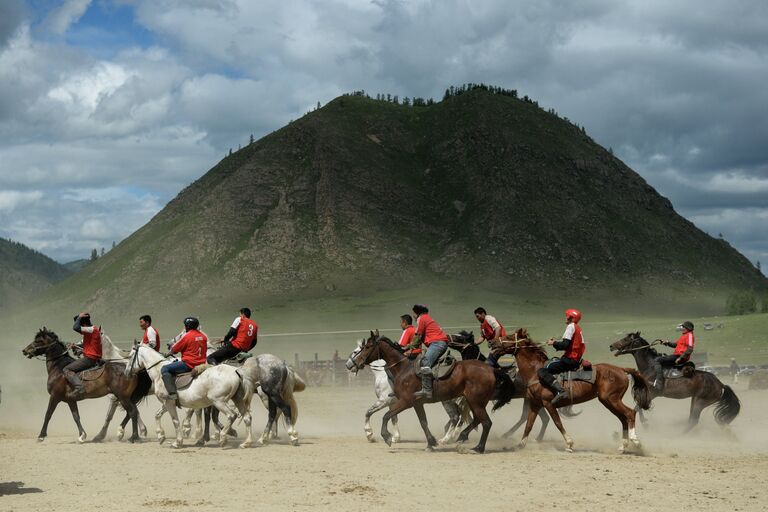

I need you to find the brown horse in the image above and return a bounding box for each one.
[610,332,740,430]
[350,330,511,453]
[22,328,146,443]
[494,329,651,453]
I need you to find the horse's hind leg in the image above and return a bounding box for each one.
[67,401,87,443]
[413,403,438,451]
[391,414,401,443]
[502,399,529,439]
[154,404,167,444]
[518,403,542,449]
[272,392,298,446]
[636,404,648,426]
[93,395,119,442]
[234,398,253,449]
[182,409,194,438]
[38,396,60,442]
[116,396,141,443]
[684,396,708,433]
[466,401,492,454]
[535,408,549,442]
[258,398,278,446]
[438,400,461,445]
[600,397,636,452]
[213,400,238,448]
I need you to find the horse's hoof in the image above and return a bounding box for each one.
[92,434,104,443]
[195,439,206,447]
[383,437,392,447]
[77,433,87,444]
[129,436,140,444]
[239,442,252,449]
[171,441,181,449]
[158,436,166,445]
[116,428,125,441]
[37,437,45,443]
[425,445,435,452]
[470,446,485,454]
[140,427,148,437]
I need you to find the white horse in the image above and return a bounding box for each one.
[346,339,471,444]
[124,344,254,448]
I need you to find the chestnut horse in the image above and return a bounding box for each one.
[349,330,513,453]
[494,329,651,453]
[610,332,740,430]
[22,328,147,443]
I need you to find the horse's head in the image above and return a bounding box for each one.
[22,327,61,358]
[609,331,646,356]
[347,330,383,372]
[453,330,475,345]
[123,341,144,377]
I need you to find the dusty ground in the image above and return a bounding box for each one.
[1,381,768,512]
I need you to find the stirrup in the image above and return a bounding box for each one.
[551,390,568,405]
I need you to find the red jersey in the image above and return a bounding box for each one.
[171,329,208,368]
[231,317,258,351]
[673,331,694,359]
[563,324,585,361]
[142,326,160,351]
[415,314,448,346]
[480,315,506,341]
[398,325,420,354]
[81,326,102,360]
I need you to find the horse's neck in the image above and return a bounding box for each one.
[632,346,654,372]
[139,348,167,381]
[101,336,125,360]
[46,343,71,374]
[376,343,408,375]
[513,350,544,382]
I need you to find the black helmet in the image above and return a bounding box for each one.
[682,321,694,332]
[183,317,200,331]
[412,304,429,315]
[74,313,92,326]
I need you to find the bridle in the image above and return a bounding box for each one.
[29,335,69,362]
[613,337,661,354]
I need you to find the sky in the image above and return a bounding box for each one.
[0,0,766,271]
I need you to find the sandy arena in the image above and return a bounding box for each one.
[1,378,767,512]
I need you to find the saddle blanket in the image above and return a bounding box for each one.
[556,368,596,384]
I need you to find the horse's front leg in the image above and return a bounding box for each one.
[67,401,87,443]
[213,400,238,448]
[413,403,438,451]
[381,399,411,447]
[182,409,194,438]
[93,395,119,442]
[193,409,204,445]
[365,396,394,442]
[38,396,60,442]
[438,400,460,445]
[543,403,574,452]
[166,400,184,448]
[518,402,541,449]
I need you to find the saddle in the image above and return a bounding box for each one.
[174,364,211,390]
[555,359,596,385]
[413,352,458,380]
[78,361,107,381]
[664,361,695,379]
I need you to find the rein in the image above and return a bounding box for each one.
[619,340,661,354]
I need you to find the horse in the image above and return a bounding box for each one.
[446,330,566,442]
[610,332,740,430]
[349,330,512,453]
[22,328,146,443]
[495,328,651,453]
[124,343,254,448]
[345,338,470,445]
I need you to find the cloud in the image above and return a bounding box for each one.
[43,0,92,35]
[0,190,43,214]
[0,0,766,268]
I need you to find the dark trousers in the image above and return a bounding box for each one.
[652,354,679,373]
[537,357,579,387]
[63,356,99,374]
[207,343,243,365]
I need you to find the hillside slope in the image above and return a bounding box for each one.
[44,88,767,312]
[0,238,71,310]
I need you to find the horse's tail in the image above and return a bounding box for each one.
[292,371,306,393]
[492,371,517,412]
[130,370,153,405]
[560,405,582,418]
[623,368,652,410]
[456,396,472,425]
[235,368,255,409]
[714,385,740,425]
[283,367,299,425]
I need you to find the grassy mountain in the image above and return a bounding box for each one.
[0,238,71,310]
[41,87,767,314]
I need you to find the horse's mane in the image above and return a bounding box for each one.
[377,335,404,353]
[508,329,549,363]
[629,332,660,357]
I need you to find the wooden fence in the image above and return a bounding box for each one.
[293,351,375,387]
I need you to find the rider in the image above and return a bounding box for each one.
[406,304,449,400]
[162,317,208,400]
[139,314,160,351]
[398,314,420,359]
[651,321,694,391]
[539,309,586,405]
[473,307,506,367]
[207,307,258,365]
[65,312,103,397]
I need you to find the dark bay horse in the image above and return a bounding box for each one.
[448,330,583,442]
[610,332,740,430]
[496,329,651,453]
[350,331,512,453]
[22,328,147,443]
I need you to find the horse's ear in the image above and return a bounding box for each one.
[374,329,380,337]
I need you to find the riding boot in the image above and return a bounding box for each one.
[162,372,179,400]
[65,372,85,398]
[413,368,433,400]
[550,380,568,405]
